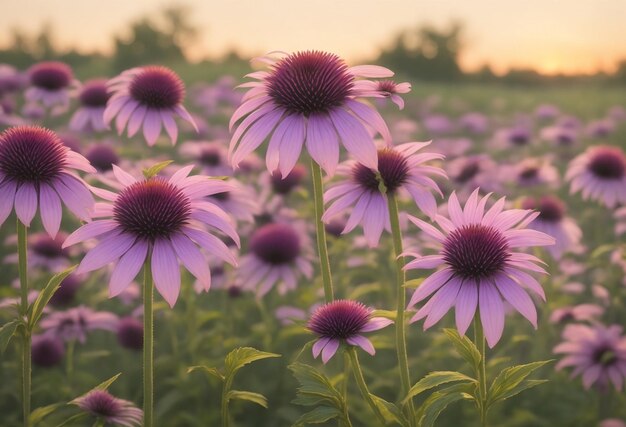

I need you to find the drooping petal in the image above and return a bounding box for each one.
[14,183,38,226]
[63,220,118,248]
[306,114,340,175]
[170,233,212,291]
[76,231,135,274]
[39,183,62,238]
[347,335,375,355]
[321,339,340,364]
[152,239,181,308]
[455,281,478,336]
[109,240,149,297]
[479,281,505,348]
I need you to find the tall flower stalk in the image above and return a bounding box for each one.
[387,194,416,423]
[310,159,334,302]
[17,219,30,427]
[473,318,488,426]
[143,258,154,427]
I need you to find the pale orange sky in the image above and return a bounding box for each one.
[1,0,625,75]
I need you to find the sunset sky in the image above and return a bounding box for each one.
[1,0,625,75]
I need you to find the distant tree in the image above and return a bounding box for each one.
[376,22,464,81]
[614,59,626,84]
[112,5,198,71]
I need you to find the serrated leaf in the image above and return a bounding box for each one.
[29,403,63,425]
[0,320,19,353]
[488,360,553,407]
[289,363,343,403]
[227,390,268,408]
[442,329,481,370]
[143,160,173,179]
[417,383,475,427]
[28,266,76,329]
[293,406,343,426]
[224,347,281,378]
[188,365,225,382]
[404,371,476,404]
[490,379,548,404]
[370,394,410,427]
[94,372,122,391]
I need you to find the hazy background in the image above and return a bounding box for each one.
[1,1,626,84]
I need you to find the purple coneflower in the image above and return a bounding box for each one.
[25,61,76,115]
[555,323,626,391]
[323,142,445,247]
[238,221,312,296]
[521,196,582,259]
[508,158,559,188]
[104,66,197,146]
[422,114,454,135]
[269,164,307,195]
[0,126,95,236]
[540,125,578,147]
[70,79,111,132]
[85,143,119,172]
[49,274,82,307]
[4,232,71,272]
[72,390,142,427]
[208,178,260,223]
[566,145,626,208]
[446,155,501,197]
[308,299,392,363]
[179,140,233,177]
[31,335,65,368]
[550,304,604,324]
[362,80,411,109]
[230,50,401,176]
[63,165,239,307]
[117,317,143,351]
[405,190,555,347]
[459,112,489,134]
[40,306,118,343]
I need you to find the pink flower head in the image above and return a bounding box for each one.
[323,142,445,247]
[70,79,111,132]
[508,158,560,188]
[25,61,76,115]
[521,196,582,259]
[0,126,95,237]
[40,305,119,343]
[104,66,197,146]
[405,190,555,348]
[308,299,393,363]
[555,323,626,391]
[549,304,604,324]
[63,165,239,307]
[360,79,411,109]
[179,140,233,177]
[238,221,312,296]
[72,389,142,427]
[229,50,402,176]
[566,145,626,208]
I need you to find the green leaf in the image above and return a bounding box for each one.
[293,406,343,426]
[490,379,548,404]
[29,403,63,425]
[0,320,19,353]
[28,266,76,329]
[417,383,475,427]
[590,243,616,259]
[404,278,424,289]
[224,347,281,378]
[442,329,481,370]
[143,160,173,179]
[404,371,476,404]
[488,360,553,407]
[55,412,89,427]
[94,372,122,391]
[370,394,410,427]
[289,363,343,404]
[371,309,398,320]
[227,390,269,408]
[187,365,225,382]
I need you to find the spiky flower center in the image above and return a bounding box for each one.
[81,391,122,418]
[79,79,110,107]
[522,196,564,222]
[455,161,480,183]
[250,223,300,265]
[0,126,67,184]
[29,62,72,90]
[308,300,371,339]
[129,66,185,109]
[353,148,409,193]
[270,165,306,194]
[113,178,191,240]
[86,144,118,172]
[377,80,398,94]
[266,51,354,116]
[588,147,625,179]
[442,224,510,280]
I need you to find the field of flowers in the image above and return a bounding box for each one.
[0,53,625,427]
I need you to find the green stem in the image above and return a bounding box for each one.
[342,352,352,427]
[387,194,416,425]
[143,259,154,427]
[310,159,334,302]
[473,317,488,427]
[17,219,30,427]
[222,375,234,427]
[347,347,386,426]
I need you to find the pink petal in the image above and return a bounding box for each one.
[329,108,377,169]
[160,110,178,144]
[55,174,94,220]
[142,110,162,146]
[495,274,537,328]
[306,114,340,176]
[361,317,393,332]
[455,281,478,336]
[109,240,149,297]
[152,239,181,308]
[170,234,212,291]
[407,268,453,307]
[347,335,375,355]
[312,337,330,358]
[423,279,462,329]
[77,231,136,274]
[479,281,505,348]
[183,227,237,266]
[346,99,391,143]
[278,116,305,177]
[39,183,62,238]
[14,183,38,226]
[63,220,118,248]
[0,181,16,226]
[127,105,147,137]
[349,65,394,78]
[321,339,340,364]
